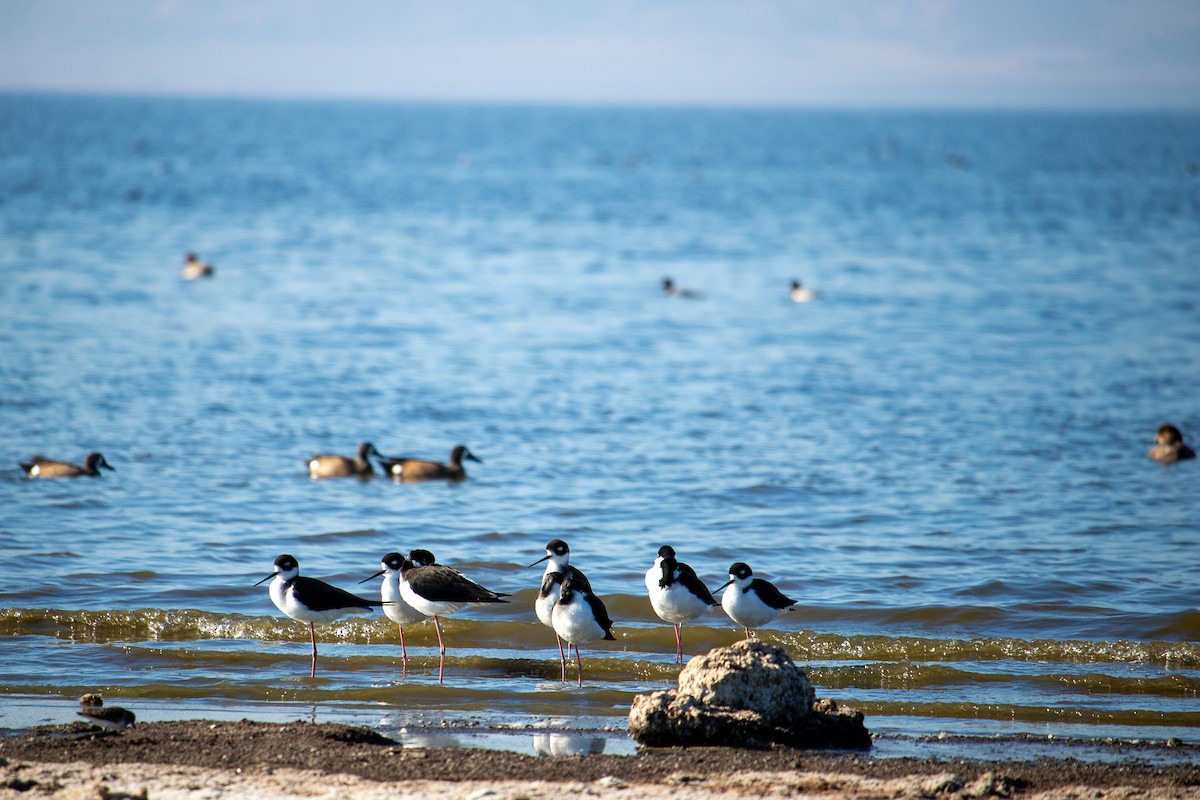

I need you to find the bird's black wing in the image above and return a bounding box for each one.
[749,578,797,610]
[676,563,718,605]
[585,592,616,639]
[565,564,593,594]
[412,565,509,603]
[291,576,380,611]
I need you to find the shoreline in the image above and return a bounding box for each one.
[2,720,1198,799]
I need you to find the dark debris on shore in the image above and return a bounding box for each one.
[0,720,1197,795]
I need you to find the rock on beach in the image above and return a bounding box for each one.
[629,639,870,750]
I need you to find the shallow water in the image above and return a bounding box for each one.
[1,95,1198,745]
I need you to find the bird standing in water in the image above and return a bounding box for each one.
[716,561,798,640]
[397,553,509,683]
[530,538,593,680]
[551,577,615,687]
[360,551,433,673]
[645,545,719,664]
[256,554,380,677]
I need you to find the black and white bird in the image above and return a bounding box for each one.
[360,551,432,672]
[645,545,719,664]
[397,552,509,683]
[255,554,381,677]
[550,578,615,687]
[529,538,593,679]
[716,561,798,639]
[77,694,136,732]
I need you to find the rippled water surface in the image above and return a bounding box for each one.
[1,95,1198,746]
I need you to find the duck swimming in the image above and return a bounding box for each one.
[1148,424,1196,464]
[378,445,481,482]
[181,252,215,280]
[19,452,114,478]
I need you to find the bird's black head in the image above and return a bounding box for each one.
[547,539,569,556]
[409,549,437,567]
[728,562,753,580]
[657,545,676,559]
[86,452,115,471]
[1157,424,1185,445]
[255,554,297,585]
[382,552,406,571]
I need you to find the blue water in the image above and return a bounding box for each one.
[1,94,1198,744]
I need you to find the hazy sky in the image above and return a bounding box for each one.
[1,0,1198,109]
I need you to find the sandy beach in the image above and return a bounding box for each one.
[2,720,1197,799]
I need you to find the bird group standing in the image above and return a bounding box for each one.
[257,540,799,687]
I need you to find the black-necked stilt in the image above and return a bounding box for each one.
[378,445,481,482]
[397,552,508,683]
[255,554,381,677]
[551,578,615,687]
[307,441,382,479]
[716,561,798,639]
[77,694,136,731]
[360,552,430,672]
[181,252,215,280]
[789,279,819,303]
[662,276,702,299]
[645,545,718,664]
[529,538,593,679]
[19,452,114,478]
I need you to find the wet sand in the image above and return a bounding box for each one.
[2,720,1198,799]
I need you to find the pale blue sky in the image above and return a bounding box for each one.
[1,0,1198,109]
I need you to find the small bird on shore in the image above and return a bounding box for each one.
[662,277,702,299]
[530,539,593,680]
[378,445,481,482]
[645,545,719,664]
[256,554,381,677]
[1148,424,1196,464]
[19,452,114,479]
[789,279,819,303]
[551,577,615,687]
[398,552,509,683]
[77,694,136,731]
[716,562,798,640]
[181,252,215,280]
[307,441,383,479]
[360,552,431,672]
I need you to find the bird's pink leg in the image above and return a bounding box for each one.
[309,623,318,678]
[398,624,408,674]
[434,616,446,684]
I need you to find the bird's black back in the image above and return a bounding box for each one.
[289,575,379,611]
[748,577,797,611]
[585,592,616,639]
[408,564,509,603]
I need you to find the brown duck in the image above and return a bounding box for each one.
[378,445,481,482]
[19,452,115,478]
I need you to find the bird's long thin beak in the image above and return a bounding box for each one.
[359,569,385,584]
[103,463,115,471]
[715,579,734,592]
[467,453,482,463]
[528,554,551,568]
[253,572,277,586]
